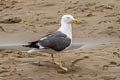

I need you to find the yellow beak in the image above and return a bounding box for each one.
[72,19,79,23]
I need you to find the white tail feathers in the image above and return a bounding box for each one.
[27,48,39,53]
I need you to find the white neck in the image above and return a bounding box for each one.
[58,21,72,39]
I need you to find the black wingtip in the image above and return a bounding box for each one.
[22,44,29,47]
[22,41,39,48]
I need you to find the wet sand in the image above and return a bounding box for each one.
[0,0,120,80]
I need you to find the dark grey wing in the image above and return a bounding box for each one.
[40,31,67,39]
[39,31,71,51]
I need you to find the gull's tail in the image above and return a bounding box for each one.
[22,41,41,53]
[22,41,39,48]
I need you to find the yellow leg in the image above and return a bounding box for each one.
[58,55,68,72]
[51,54,68,71]
[51,54,59,65]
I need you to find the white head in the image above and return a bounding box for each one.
[61,15,78,24]
[58,15,78,39]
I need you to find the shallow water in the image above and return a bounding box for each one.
[72,37,120,49]
[0,37,120,50]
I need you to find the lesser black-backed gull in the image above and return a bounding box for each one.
[23,15,78,71]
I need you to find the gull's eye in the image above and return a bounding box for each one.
[66,17,70,19]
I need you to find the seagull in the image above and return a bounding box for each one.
[23,15,78,71]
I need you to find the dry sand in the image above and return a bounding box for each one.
[0,0,120,80]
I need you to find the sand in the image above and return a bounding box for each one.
[0,0,120,80]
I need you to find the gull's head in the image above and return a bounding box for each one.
[61,15,79,24]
